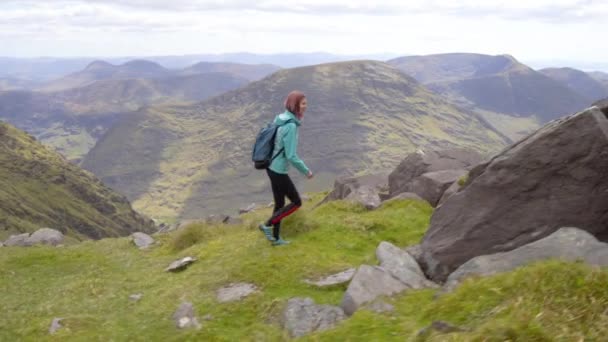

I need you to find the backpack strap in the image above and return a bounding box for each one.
[269,119,296,162]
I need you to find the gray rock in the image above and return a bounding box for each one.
[131,232,154,249]
[446,228,608,289]
[0,242,4,247]
[419,107,608,282]
[417,320,469,337]
[304,268,356,287]
[172,302,201,329]
[302,195,311,201]
[283,297,345,338]
[376,242,437,289]
[410,169,467,207]
[216,283,257,303]
[129,293,143,301]
[319,173,388,206]
[340,265,409,316]
[388,148,483,197]
[267,202,274,208]
[202,314,213,321]
[26,228,64,246]
[364,300,395,313]
[4,233,31,247]
[405,244,423,262]
[165,256,196,272]
[49,318,62,334]
[239,203,257,214]
[345,186,381,210]
[382,192,424,203]
[437,180,462,207]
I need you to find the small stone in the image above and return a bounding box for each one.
[129,293,143,301]
[239,203,257,214]
[165,256,196,272]
[49,318,62,334]
[172,302,201,329]
[131,232,154,249]
[417,320,469,337]
[304,268,356,287]
[217,283,257,303]
[202,314,214,321]
[283,297,345,338]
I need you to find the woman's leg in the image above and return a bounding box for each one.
[267,173,302,240]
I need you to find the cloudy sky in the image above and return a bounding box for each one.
[1,0,607,66]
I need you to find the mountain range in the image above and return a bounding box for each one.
[0,60,278,161]
[81,60,510,219]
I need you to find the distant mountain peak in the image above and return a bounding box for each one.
[85,60,113,70]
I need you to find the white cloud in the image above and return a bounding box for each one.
[0,0,606,66]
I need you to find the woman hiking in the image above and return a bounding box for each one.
[258,90,313,246]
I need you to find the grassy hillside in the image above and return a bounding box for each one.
[2,196,607,340]
[82,60,509,220]
[0,121,156,240]
[540,67,608,102]
[0,72,248,161]
[389,53,591,123]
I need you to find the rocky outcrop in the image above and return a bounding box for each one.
[388,149,483,197]
[445,228,608,289]
[409,169,467,206]
[419,106,608,282]
[319,173,389,207]
[3,228,64,247]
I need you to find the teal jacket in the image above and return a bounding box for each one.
[269,111,310,176]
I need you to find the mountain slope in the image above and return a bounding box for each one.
[82,60,509,219]
[0,121,155,240]
[388,53,591,122]
[178,62,280,81]
[539,67,608,102]
[0,72,248,161]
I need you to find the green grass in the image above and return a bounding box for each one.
[2,195,608,341]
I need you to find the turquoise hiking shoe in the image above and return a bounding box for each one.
[272,238,290,246]
[258,223,276,241]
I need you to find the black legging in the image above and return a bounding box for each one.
[265,168,302,239]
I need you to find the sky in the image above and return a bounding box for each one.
[1,0,607,67]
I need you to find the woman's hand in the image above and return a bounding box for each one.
[307,171,314,179]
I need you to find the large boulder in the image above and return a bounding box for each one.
[27,228,64,246]
[345,186,382,210]
[446,228,608,289]
[320,173,389,204]
[388,148,483,197]
[340,265,408,316]
[409,169,467,207]
[437,180,462,207]
[4,233,31,247]
[419,106,608,282]
[376,242,437,289]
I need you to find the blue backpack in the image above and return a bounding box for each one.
[252,119,294,170]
